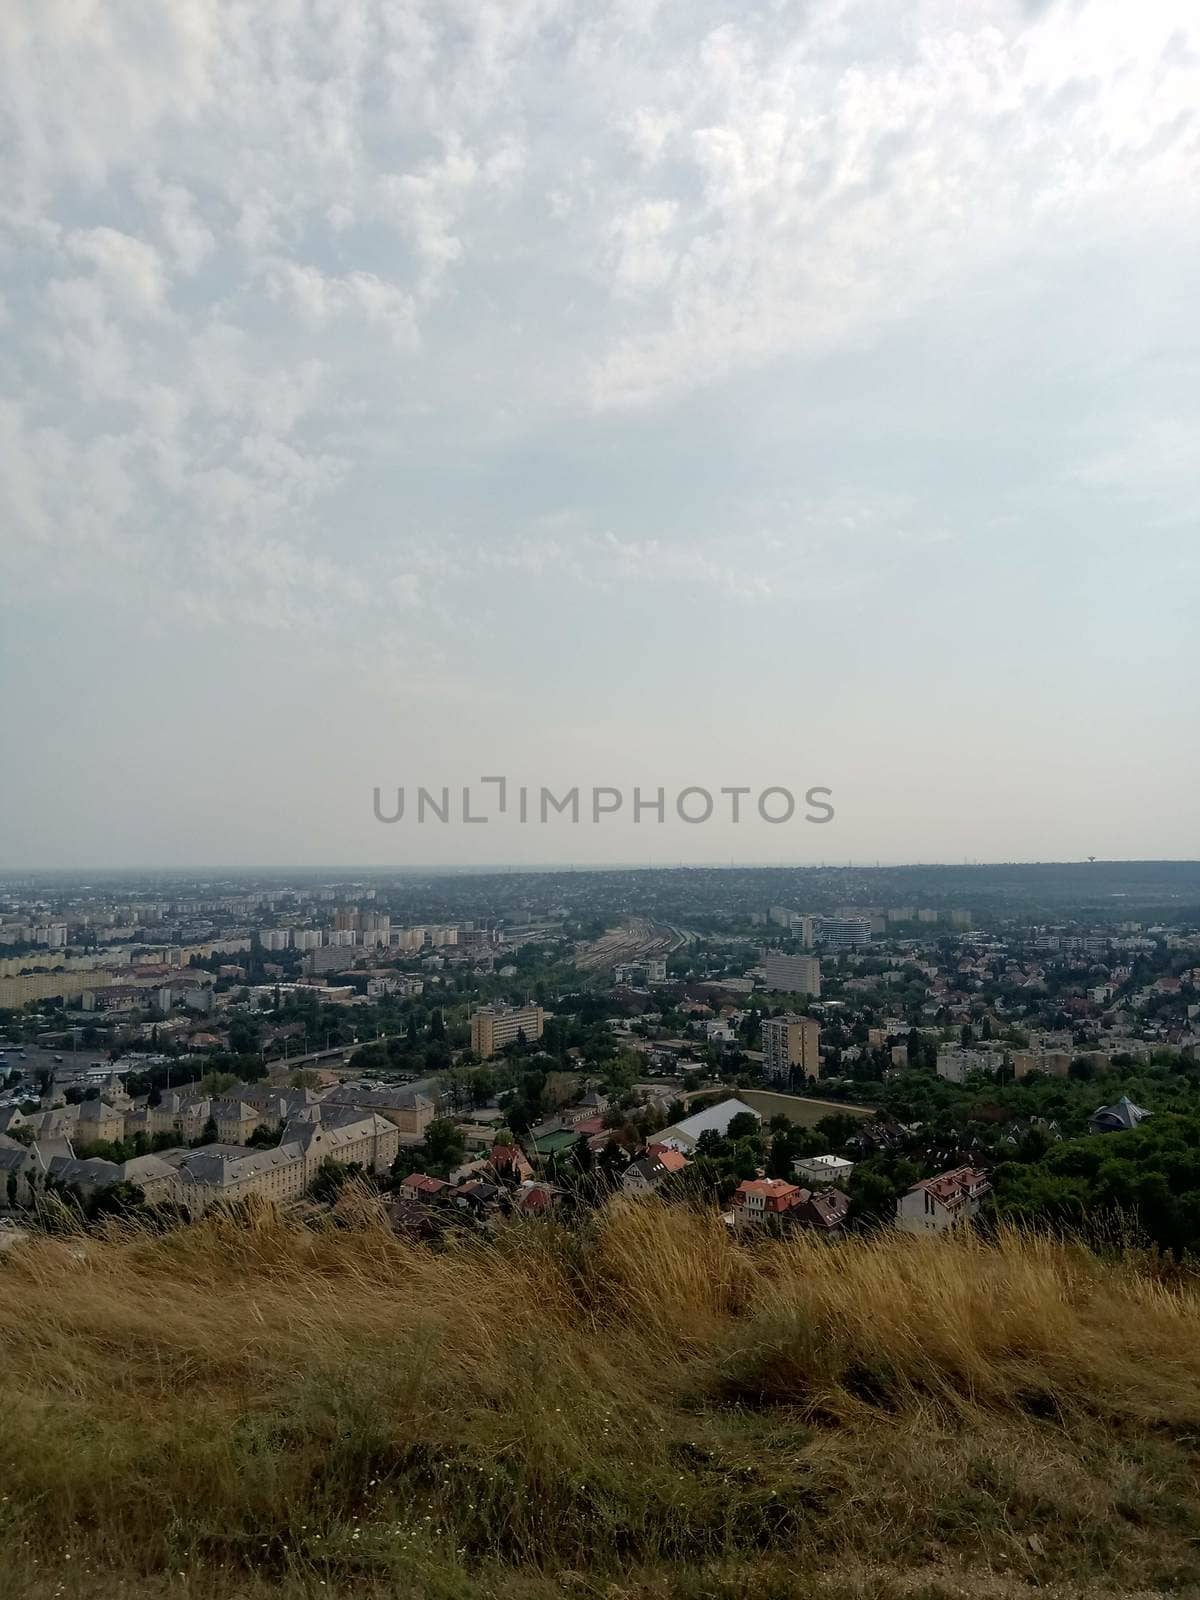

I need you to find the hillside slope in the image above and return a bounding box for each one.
[2,1199,1199,1599]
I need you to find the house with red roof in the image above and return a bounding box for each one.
[514,1179,567,1216]
[399,1172,449,1200]
[732,1177,803,1227]
[488,1143,534,1183]
[621,1147,689,1196]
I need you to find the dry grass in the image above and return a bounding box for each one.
[2,1197,1200,1598]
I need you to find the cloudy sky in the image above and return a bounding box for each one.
[1,0,1197,869]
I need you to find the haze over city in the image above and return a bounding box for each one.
[1,0,1197,867]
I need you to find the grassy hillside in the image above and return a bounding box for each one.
[3,1199,1200,1600]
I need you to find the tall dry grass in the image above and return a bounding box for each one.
[2,1197,1200,1598]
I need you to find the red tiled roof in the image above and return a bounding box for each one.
[909,1166,990,1206]
[400,1172,448,1195]
[736,1178,799,1199]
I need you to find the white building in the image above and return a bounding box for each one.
[895,1167,990,1235]
[816,917,871,951]
[654,1097,760,1154]
[936,1046,1006,1083]
[794,1153,854,1187]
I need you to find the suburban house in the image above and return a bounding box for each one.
[895,1166,990,1235]
[452,1178,502,1216]
[732,1177,803,1226]
[793,1153,854,1187]
[793,1187,850,1232]
[488,1143,534,1183]
[399,1172,450,1200]
[514,1179,567,1216]
[621,1147,688,1196]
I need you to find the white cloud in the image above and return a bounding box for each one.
[68,226,167,314]
[0,0,1197,669]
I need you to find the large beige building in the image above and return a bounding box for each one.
[761,1014,820,1083]
[30,1109,402,1217]
[162,1112,399,1215]
[0,969,117,1008]
[470,1003,545,1058]
[322,1084,435,1136]
[1013,1050,1071,1080]
[760,952,821,998]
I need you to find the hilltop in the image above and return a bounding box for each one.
[2,1200,1200,1600]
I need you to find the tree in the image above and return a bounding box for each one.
[726,1112,760,1142]
[229,1015,262,1056]
[767,1133,797,1179]
[423,1118,466,1176]
[310,1158,352,1204]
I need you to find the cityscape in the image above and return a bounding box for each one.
[3,0,1199,1593]
[3,860,1199,1252]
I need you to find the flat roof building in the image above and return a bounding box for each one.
[761,1013,820,1083]
[470,1003,545,1058]
[760,952,821,998]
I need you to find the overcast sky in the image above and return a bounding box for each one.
[1,0,1197,870]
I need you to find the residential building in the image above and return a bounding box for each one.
[792,1187,850,1233]
[470,1003,545,1057]
[760,952,821,997]
[816,917,871,951]
[761,1013,820,1083]
[489,1143,534,1183]
[732,1177,802,1226]
[399,1172,450,1201]
[621,1148,688,1195]
[895,1167,990,1235]
[936,1046,1006,1083]
[794,1153,854,1187]
[0,969,116,1009]
[1013,1050,1071,1080]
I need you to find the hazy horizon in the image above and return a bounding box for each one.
[2,0,1197,870]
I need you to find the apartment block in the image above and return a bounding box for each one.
[761,1013,820,1083]
[760,952,821,998]
[816,917,871,951]
[470,1003,545,1057]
